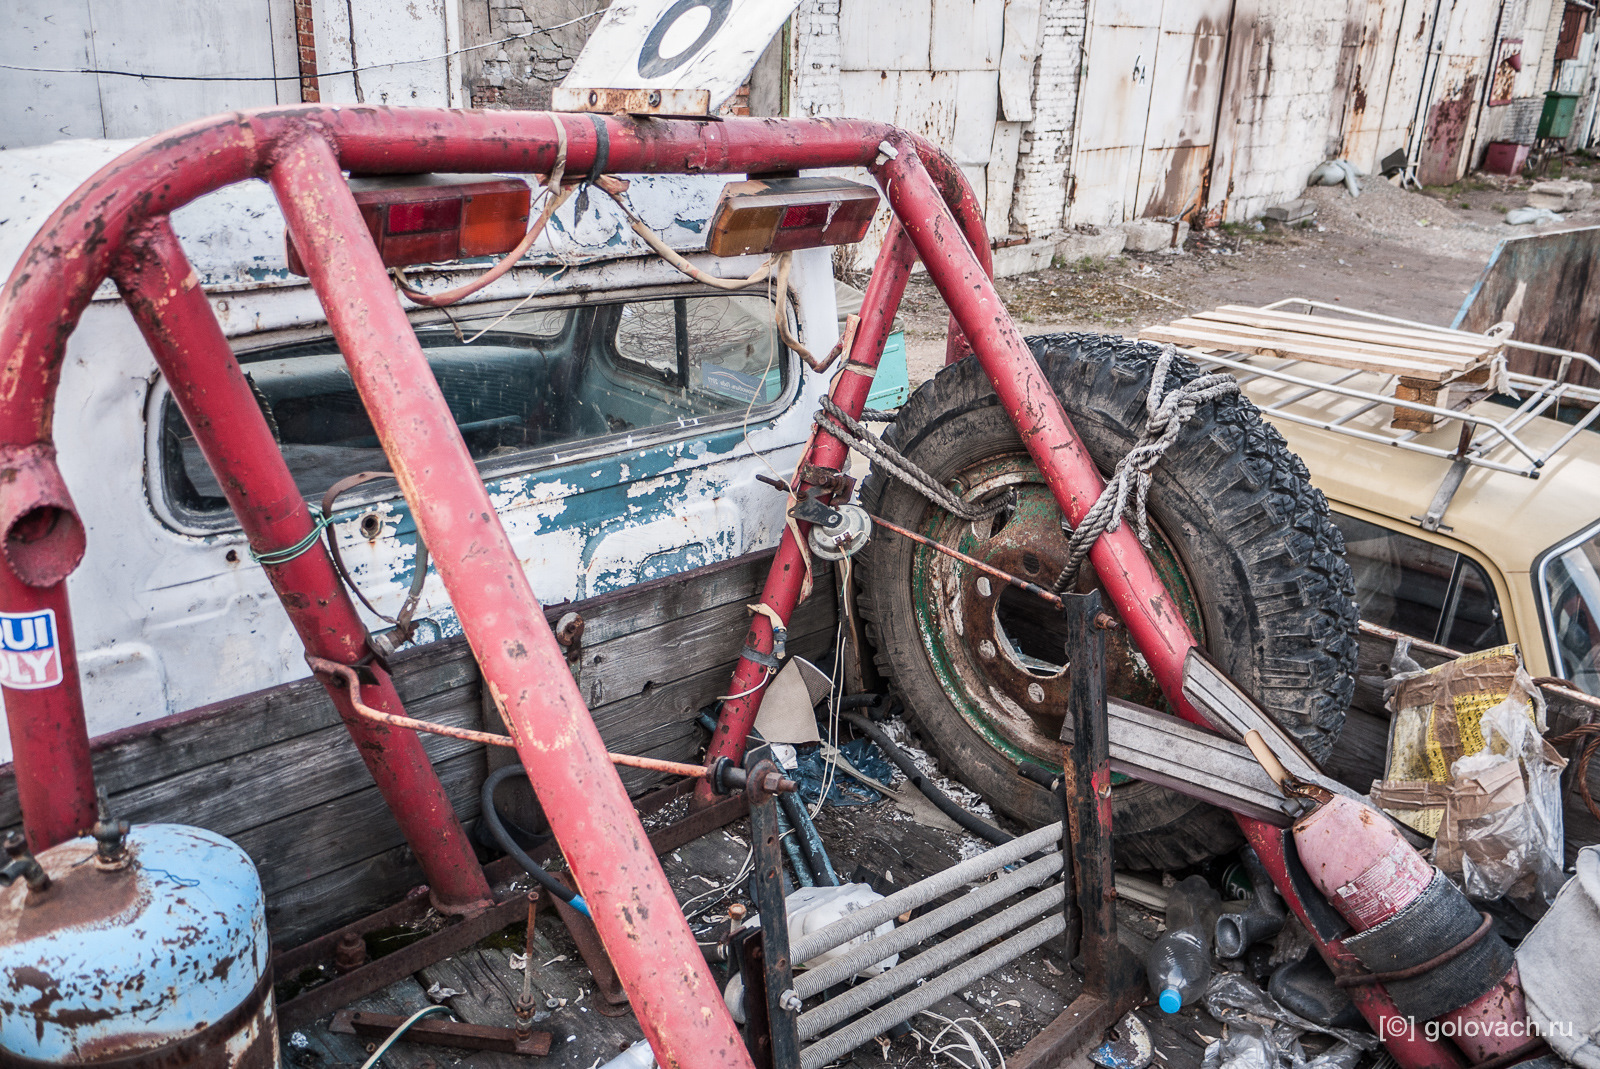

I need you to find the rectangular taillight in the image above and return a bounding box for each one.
[707,177,879,257]
[286,174,532,275]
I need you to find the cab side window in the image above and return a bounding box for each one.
[1331,513,1506,653]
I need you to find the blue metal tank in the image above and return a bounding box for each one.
[0,819,277,1068]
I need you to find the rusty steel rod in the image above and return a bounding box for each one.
[111,219,494,915]
[697,220,921,806]
[309,657,747,780]
[269,128,749,1069]
[868,514,1064,608]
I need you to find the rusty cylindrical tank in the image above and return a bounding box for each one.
[1295,788,1530,1064]
[0,815,276,1068]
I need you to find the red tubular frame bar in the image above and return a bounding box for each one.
[0,106,1455,1068]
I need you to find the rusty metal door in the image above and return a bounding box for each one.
[1069,0,1231,226]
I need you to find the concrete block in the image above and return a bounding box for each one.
[1054,227,1125,264]
[1262,198,1316,223]
[1121,218,1189,253]
[991,239,1057,277]
[1527,179,1592,212]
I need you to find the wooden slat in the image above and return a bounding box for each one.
[1141,324,1465,382]
[1204,306,1500,358]
[1175,315,1485,369]
[1209,304,1497,350]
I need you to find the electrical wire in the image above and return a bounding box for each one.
[358,1005,455,1069]
[0,10,602,83]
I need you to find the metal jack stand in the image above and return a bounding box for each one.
[1012,590,1144,1069]
[735,744,803,1069]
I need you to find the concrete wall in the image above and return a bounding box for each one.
[0,0,301,149]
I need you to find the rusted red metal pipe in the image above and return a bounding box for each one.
[0,106,983,852]
[697,221,920,805]
[109,218,493,914]
[267,128,750,1069]
[870,141,1465,1069]
[1245,825,1465,1069]
[872,135,1203,717]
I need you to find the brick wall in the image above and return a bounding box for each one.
[460,0,606,111]
[1011,0,1087,237]
[790,0,844,118]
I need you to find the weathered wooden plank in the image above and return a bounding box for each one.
[1181,315,1487,366]
[103,683,483,838]
[245,747,486,898]
[1199,307,1497,358]
[574,571,837,707]
[1141,325,1467,382]
[1214,305,1500,348]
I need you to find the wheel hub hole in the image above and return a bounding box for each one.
[993,585,1070,677]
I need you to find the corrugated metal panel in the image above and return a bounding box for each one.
[0,1,103,148]
[999,0,1042,120]
[953,69,1002,163]
[931,0,1005,71]
[1134,3,1230,219]
[1068,18,1158,225]
[840,0,931,71]
[987,121,1025,236]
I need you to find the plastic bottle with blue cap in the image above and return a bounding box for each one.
[1147,874,1221,1014]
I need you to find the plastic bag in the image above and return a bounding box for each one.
[1201,974,1375,1069]
[1505,206,1563,225]
[1308,160,1363,197]
[1443,696,1567,908]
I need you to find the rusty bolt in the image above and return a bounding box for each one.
[1093,612,1120,630]
[333,931,368,974]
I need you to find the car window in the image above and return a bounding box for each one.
[158,293,789,518]
[1331,513,1506,653]
[1541,528,1600,696]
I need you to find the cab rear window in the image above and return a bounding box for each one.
[157,293,790,519]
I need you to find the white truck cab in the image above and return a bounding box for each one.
[0,139,846,760]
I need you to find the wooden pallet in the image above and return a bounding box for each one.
[1139,304,1506,430]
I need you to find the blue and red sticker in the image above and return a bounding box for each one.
[0,609,62,690]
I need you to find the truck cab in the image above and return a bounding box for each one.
[0,140,848,760]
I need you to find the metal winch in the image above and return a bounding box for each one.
[0,801,277,1068]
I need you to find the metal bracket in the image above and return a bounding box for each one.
[788,488,845,530]
[1412,456,1468,532]
[745,745,802,1069]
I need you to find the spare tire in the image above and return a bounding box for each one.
[856,334,1358,870]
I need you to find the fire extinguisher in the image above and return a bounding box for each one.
[1246,732,1535,1066]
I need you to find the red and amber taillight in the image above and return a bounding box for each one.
[286,174,532,275]
[707,177,879,257]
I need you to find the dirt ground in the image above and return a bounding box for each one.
[895,159,1600,388]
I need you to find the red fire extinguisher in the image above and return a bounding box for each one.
[1246,732,1535,1066]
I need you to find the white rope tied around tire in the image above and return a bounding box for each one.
[814,397,1011,522]
[1052,344,1239,592]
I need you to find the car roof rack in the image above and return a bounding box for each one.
[1140,298,1600,531]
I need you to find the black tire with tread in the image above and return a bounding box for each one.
[856,333,1359,870]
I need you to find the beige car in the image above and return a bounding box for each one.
[1209,313,1600,693]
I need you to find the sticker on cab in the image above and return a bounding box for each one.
[0,609,62,690]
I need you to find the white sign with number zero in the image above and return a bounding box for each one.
[562,0,800,108]
[0,609,63,690]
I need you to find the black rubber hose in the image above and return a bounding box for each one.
[480,764,591,917]
[840,711,1014,846]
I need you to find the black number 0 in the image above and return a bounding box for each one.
[637,0,734,78]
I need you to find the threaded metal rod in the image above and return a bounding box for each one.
[790,820,1063,964]
[797,882,1067,1039]
[794,850,1063,997]
[799,913,1066,1069]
